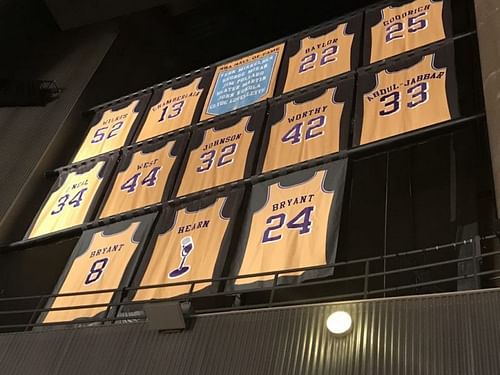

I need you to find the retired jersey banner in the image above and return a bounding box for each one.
[25,155,117,240]
[72,93,152,163]
[38,214,157,325]
[353,41,459,146]
[276,13,362,95]
[364,0,452,64]
[201,44,284,120]
[120,189,243,315]
[228,159,347,291]
[97,134,188,219]
[134,70,213,142]
[174,105,265,197]
[258,75,354,174]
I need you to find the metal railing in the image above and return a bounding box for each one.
[0,234,498,332]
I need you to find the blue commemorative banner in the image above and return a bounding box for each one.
[201,44,284,120]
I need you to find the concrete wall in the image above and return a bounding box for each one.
[0,24,117,243]
[474,0,500,219]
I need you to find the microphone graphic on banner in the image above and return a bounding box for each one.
[168,236,194,279]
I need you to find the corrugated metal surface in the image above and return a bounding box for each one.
[0,288,500,374]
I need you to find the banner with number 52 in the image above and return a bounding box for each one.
[72,92,152,163]
[228,158,347,291]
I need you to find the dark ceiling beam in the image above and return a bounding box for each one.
[43,0,204,30]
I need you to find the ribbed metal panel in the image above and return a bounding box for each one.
[0,289,499,374]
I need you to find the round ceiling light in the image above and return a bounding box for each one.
[326,311,352,335]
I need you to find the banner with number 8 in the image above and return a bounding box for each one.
[38,213,157,325]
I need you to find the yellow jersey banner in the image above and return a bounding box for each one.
[258,75,354,174]
[38,213,157,325]
[354,41,459,146]
[175,105,266,198]
[364,0,452,64]
[134,70,213,142]
[98,134,188,219]
[276,13,362,95]
[201,44,284,120]
[119,189,244,317]
[72,93,151,163]
[25,155,117,240]
[228,159,347,291]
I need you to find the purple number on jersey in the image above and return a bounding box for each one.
[262,206,315,243]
